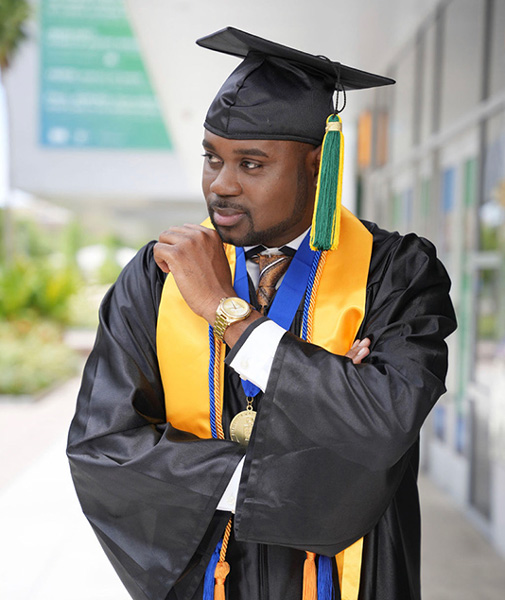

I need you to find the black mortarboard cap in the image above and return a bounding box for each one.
[197,27,395,145]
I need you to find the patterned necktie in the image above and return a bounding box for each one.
[252,253,293,314]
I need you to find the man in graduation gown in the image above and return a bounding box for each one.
[67,27,457,600]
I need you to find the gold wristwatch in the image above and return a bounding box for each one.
[214,297,252,341]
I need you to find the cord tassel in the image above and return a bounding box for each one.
[214,560,230,600]
[310,114,344,251]
[203,540,222,600]
[317,555,335,600]
[303,551,317,600]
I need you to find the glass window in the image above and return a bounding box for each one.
[489,0,505,96]
[440,166,457,258]
[419,20,436,142]
[438,130,480,456]
[376,109,390,168]
[419,176,432,236]
[391,186,414,233]
[415,157,435,240]
[364,179,390,227]
[390,43,416,164]
[374,85,393,168]
[475,110,505,387]
[457,157,477,406]
[440,0,485,130]
[357,111,372,169]
[392,192,402,230]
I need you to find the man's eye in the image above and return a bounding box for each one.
[242,160,261,170]
[202,152,221,165]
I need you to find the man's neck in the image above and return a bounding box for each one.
[243,227,310,255]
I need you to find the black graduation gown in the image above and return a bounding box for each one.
[67,221,457,600]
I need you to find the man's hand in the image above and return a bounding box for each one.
[345,338,371,364]
[153,224,236,323]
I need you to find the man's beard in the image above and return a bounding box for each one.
[207,170,311,247]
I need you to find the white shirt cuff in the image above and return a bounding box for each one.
[229,320,286,392]
[216,457,245,513]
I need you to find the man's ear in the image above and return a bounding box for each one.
[310,145,322,185]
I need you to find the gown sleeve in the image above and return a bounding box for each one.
[66,243,244,600]
[233,229,457,556]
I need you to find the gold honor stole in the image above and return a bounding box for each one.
[157,207,373,600]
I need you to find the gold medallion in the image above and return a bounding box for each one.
[230,409,256,447]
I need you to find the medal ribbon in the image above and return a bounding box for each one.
[234,232,319,397]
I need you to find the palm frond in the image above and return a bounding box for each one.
[0,0,32,72]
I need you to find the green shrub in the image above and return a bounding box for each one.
[0,257,81,323]
[0,319,80,395]
[0,259,33,316]
[97,251,123,285]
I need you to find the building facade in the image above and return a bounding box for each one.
[357,0,505,556]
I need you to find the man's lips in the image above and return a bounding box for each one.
[212,206,246,227]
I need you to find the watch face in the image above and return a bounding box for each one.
[222,297,250,318]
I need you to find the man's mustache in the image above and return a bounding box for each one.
[208,199,250,215]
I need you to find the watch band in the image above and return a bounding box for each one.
[213,312,230,341]
[214,297,252,341]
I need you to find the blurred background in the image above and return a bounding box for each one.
[1,0,504,598]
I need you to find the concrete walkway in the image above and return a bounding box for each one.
[0,378,129,600]
[419,473,505,599]
[1,377,505,599]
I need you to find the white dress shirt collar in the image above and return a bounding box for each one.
[243,227,310,257]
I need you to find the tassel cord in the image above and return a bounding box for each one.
[303,552,317,600]
[203,541,222,600]
[213,336,225,440]
[207,330,232,598]
[208,326,218,439]
[317,555,335,600]
[301,250,327,342]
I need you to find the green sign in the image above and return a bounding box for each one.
[39,0,172,149]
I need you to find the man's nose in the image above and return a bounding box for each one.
[209,165,242,196]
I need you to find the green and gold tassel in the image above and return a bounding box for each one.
[310,113,344,251]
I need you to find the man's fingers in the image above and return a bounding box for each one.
[345,338,371,364]
[357,338,371,350]
[153,242,171,273]
[182,223,213,232]
[354,346,370,363]
[158,223,216,244]
[158,226,191,244]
